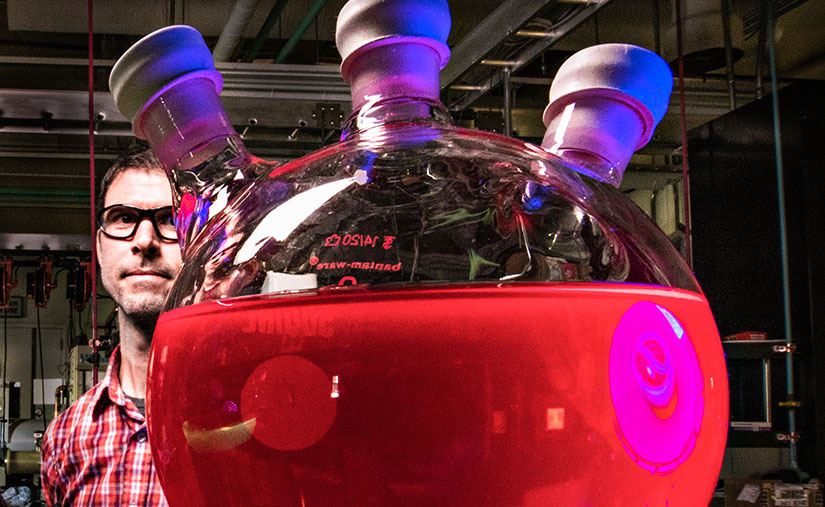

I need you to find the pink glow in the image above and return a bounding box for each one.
[610,301,705,475]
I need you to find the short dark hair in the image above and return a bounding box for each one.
[97,143,165,214]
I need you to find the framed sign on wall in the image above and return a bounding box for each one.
[1,296,25,318]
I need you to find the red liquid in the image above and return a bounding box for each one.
[148,283,728,506]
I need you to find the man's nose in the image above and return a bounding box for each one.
[132,217,161,253]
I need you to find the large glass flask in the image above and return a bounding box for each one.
[108,1,728,505]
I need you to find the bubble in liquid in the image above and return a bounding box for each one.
[240,355,338,451]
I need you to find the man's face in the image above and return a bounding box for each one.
[97,168,182,324]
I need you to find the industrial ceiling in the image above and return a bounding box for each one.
[0,0,823,241]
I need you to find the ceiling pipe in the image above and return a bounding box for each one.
[440,0,556,88]
[755,3,767,99]
[763,0,798,472]
[0,125,134,136]
[442,0,609,111]
[274,0,329,64]
[662,0,744,75]
[502,67,512,137]
[0,186,90,207]
[213,0,264,62]
[720,0,737,110]
[243,0,290,62]
[652,0,661,55]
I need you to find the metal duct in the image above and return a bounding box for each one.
[742,0,808,38]
[213,0,264,62]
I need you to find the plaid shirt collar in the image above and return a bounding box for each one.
[91,344,144,423]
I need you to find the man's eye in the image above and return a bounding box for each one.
[111,211,137,224]
[157,212,174,226]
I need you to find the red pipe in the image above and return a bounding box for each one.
[88,0,99,384]
[674,0,693,269]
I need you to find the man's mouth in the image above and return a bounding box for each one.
[123,268,172,279]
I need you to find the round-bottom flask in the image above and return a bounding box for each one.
[109,1,729,505]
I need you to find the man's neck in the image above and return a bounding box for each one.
[116,315,154,399]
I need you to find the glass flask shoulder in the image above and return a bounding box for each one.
[165,107,698,309]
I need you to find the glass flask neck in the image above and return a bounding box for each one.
[136,74,249,172]
[341,42,453,139]
[342,96,454,138]
[135,75,252,252]
[541,95,648,188]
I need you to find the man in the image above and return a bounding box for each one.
[41,145,181,506]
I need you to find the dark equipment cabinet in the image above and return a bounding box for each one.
[688,81,825,477]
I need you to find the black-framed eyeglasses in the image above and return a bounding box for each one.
[98,204,177,241]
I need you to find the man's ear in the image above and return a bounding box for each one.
[95,229,103,262]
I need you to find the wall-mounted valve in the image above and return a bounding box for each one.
[26,259,56,308]
[0,258,17,308]
[240,117,257,139]
[66,261,92,311]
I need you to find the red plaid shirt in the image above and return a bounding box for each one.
[41,345,169,506]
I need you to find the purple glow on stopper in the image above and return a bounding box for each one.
[609,301,704,475]
[344,41,442,113]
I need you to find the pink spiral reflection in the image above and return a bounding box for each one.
[609,301,704,475]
